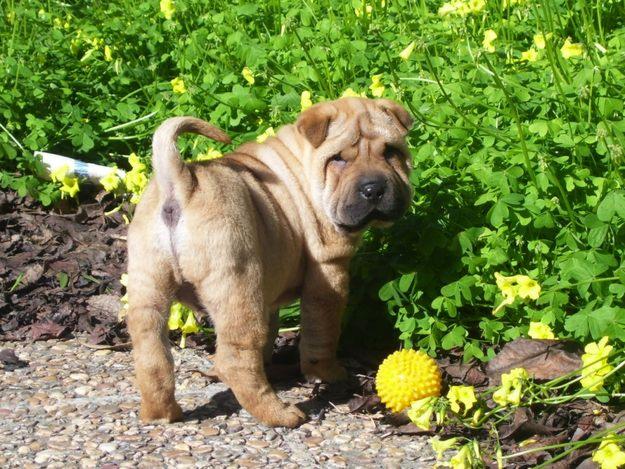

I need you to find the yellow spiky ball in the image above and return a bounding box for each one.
[376,349,442,413]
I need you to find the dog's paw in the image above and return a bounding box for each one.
[139,401,183,423]
[252,401,307,428]
[282,404,307,427]
[302,358,348,383]
[269,404,307,428]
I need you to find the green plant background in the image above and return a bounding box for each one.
[2,0,625,359]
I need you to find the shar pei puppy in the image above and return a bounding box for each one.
[126,97,414,427]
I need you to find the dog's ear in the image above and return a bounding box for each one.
[296,104,337,148]
[376,99,413,135]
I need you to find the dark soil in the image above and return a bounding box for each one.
[0,190,128,344]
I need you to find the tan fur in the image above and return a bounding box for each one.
[126,97,413,427]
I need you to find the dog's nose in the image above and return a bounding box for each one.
[359,180,386,201]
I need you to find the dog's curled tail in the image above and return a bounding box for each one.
[152,116,231,201]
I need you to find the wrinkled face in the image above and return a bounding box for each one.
[296,98,414,233]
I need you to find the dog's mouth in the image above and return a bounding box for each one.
[336,210,396,233]
[331,178,412,234]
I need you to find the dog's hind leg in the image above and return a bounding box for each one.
[201,279,306,428]
[126,243,182,423]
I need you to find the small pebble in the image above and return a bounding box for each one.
[98,442,118,453]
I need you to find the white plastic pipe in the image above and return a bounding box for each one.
[35,151,126,182]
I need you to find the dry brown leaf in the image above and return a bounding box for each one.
[486,339,581,383]
[498,407,561,439]
[29,321,68,341]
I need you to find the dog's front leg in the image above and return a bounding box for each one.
[299,261,349,383]
[205,284,306,428]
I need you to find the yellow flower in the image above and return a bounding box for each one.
[438,0,472,17]
[168,303,185,330]
[369,74,385,98]
[242,66,255,85]
[355,4,373,16]
[170,77,186,94]
[533,33,552,50]
[581,336,613,392]
[53,17,71,29]
[437,0,484,17]
[103,45,113,62]
[99,168,121,192]
[438,2,457,16]
[517,276,541,299]
[128,152,145,171]
[447,385,477,415]
[124,153,148,203]
[528,321,555,339]
[168,303,199,348]
[521,48,539,62]
[300,90,313,111]
[561,38,584,59]
[430,437,459,460]
[256,127,275,143]
[593,438,625,469]
[341,88,365,98]
[503,0,520,6]
[483,29,497,53]
[50,164,70,183]
[50,165,79,198]
[495,272,518,299]
[493,273,541,314]
[399,41,416,61]
[519,438,538,448]
[181,309,199,335]
[493,368,528,407]
[450,444,474,469]
[195,148,222,161]
[124,167,147,193]
[60,176,79,199]
[406,397,435,430]
[160,0,175,20]
[471,408,483,425]
[468,0,486,13]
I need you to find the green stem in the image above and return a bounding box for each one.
[506,422,625,465]
[422,51,511,145]
[373,31,435,129]
[551,276,619,291]
[544,165,581,227]
[292,28,333,98]
[479,54,539,192]
[104,111,158,133]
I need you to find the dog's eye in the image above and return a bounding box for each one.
[383,145,403,160]
[330,154,344,162]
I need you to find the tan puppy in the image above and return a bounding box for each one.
[126,97,413,427]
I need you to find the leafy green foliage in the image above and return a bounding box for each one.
[356,0,625,357]
[1,0,625,356]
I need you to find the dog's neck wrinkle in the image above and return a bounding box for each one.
[266,135,331,242]
[272,130,360,259]
[222,127,359,262]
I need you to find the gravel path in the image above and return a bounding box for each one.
[0,338,435,468]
